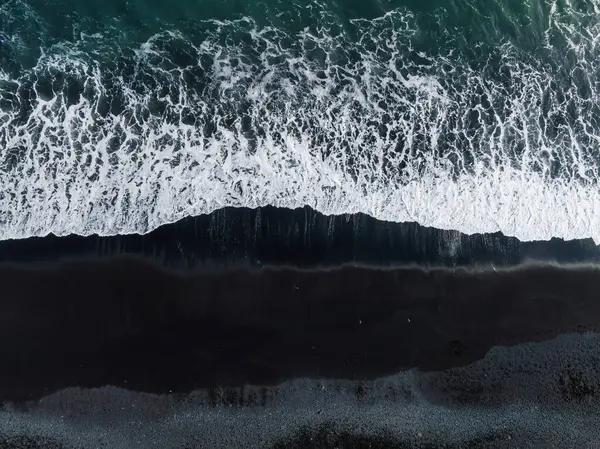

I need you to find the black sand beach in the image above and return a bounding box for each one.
[1,208,600,448]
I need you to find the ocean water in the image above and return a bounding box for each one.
[1,0,600,242]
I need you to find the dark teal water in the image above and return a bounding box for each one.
[0,0,566,71]
[0,0,583,64]
[1,0,600,241]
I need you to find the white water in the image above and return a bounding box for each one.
[1,2,600,242]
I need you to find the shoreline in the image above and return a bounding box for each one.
[0,206,599,269]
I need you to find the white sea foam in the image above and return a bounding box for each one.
[1,1,600,242]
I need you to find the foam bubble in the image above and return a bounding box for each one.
[1,1,600,242]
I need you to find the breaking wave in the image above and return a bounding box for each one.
[1,0,600,242]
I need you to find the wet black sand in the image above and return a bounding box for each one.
[1,206,599,268]
[2,207,600,447]
[2,259,600,404]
